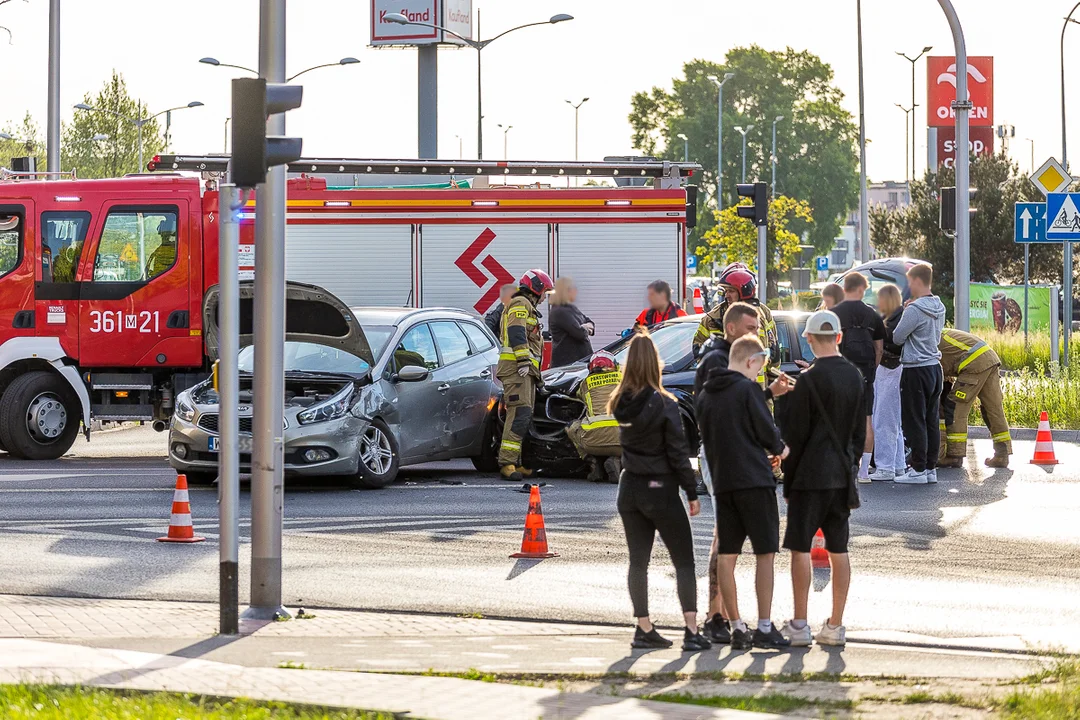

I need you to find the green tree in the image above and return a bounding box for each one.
[629,47,859,254]
[1,112,46,170]
[697,194,814,297]
[870,152,1064,311]
[61,71,164,179]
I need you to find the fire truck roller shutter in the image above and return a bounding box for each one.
[420,224,549,317]
[556,223,682,343]
[284,224,413,307]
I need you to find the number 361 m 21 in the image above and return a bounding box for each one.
[89,310,160,333]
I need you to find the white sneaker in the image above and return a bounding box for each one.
[895,469,928,485]
[816,620,846,646]
[780,620,813,647]
[868,468,895,481]
[926,468,938,484]
[857,473,871,484]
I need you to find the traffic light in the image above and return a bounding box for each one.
[939,186,977,232]
[231,78,304,188]
[736,182,768,227]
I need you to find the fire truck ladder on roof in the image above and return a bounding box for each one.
[1,168,77,181]
[147,156,702,188]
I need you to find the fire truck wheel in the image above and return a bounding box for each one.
[471,410,500,473]
[0,370,81,460]
[349,419,399,489]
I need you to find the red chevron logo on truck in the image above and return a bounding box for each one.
[455,228,514,314]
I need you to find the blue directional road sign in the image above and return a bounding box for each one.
[815,256,829,272]
[686,254,697,270]
[1014,202,1048,243]
[1046,193,1080,241]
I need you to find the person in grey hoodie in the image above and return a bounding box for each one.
[891,263,946,484]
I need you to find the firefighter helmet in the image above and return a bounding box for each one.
[518,268,554,297]
[719,268,757,302]
[587,350,618,374]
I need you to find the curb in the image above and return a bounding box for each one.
[969,426,1079,443]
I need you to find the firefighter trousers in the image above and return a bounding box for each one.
[498,374,536,467]
[566,418,621,458]
[944,366,1011,458]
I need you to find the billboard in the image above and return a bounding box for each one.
[926,56,994,127]
[970,283,1053,333]
[370,0,472,46]
[934,126,995,169]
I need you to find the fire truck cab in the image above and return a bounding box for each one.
[0,157,697,460]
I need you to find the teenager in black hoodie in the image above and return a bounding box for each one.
[696,335,790,650]
[611,332,711,652]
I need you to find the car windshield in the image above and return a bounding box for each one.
[611,322,697,370]
[238,341,371,376]
[358,325,395,362]
[796,320,817,362]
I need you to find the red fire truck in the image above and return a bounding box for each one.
[0,157,696,459]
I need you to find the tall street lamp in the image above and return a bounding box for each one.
[566,97,589,161]
[455,134,463,160]
[896,46,932,180]
[497,123,512,160]
[199,56,359,83]
[677,133,689,163]
[708,73,736,208]
[895,103,914,181]
[386,10,573,160]
[1061,4,1080,365]
[73,100,203,172]
[770,116,784,195]
[734,125,753,183]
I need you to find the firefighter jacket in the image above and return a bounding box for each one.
[497,293,543,380]
[693,300,779,384]
[567,369,623,457]
[938,328,1000,378]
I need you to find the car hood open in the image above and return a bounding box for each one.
[203,281,373,365]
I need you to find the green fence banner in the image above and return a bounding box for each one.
[969,283,1052,333]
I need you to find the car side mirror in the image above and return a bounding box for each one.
[395,365,430,382]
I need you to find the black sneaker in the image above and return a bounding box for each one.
[702,614,731,644]
[631,626,673,649]
[682,627,712,652]
[730,625,753,650]
[695,479,710,497]
[753,624,792,649]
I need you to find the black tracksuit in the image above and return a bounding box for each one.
[613,387,698,617]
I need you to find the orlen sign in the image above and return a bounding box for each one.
[927,56,993,127]
[935,126,995,169]
[370,0,472,46]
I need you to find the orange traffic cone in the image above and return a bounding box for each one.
[810,528,829,569]
[692,286,705,314]
[157,474,205,543]
[510,484,558,559]
[1030,411,1060,466]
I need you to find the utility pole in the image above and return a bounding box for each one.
[248,0,289,621]
[1061,2,1080,365]
[677,133,689,162]
[896,104,913,181]
[47,0,60,176]
[770,115,784,195]
[734,125,753,183]
[939,0,970,331]
[857,0,869,263]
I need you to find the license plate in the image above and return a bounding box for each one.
[208,435,252,452]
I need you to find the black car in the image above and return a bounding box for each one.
[522,311,814,474]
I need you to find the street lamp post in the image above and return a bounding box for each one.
[200,56,359,83]
[455,134,463,159]
[770,116,784,195]
[566,98,589,161]
[386,11,573,160]
[895,104,914,181]
[708,73,736,208]
[73,100,203,172]
[47,0,60,176]
[856,0,869,263]
[497,123,512,160]
[677,133,689,163]
[1062,4,1080,365]
[734,125,753,183]
[896,46,933,180]
[223,117,231,154]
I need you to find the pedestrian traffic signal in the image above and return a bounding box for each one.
[736,182,768,227]
[231,78,304,188]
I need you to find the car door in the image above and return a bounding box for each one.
[387,321,446,461]
[34,210,92,359]
[429,320,493,452]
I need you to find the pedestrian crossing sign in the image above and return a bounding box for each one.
[1046,193,1080,241]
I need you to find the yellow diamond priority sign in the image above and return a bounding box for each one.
[1030,157,1073,197]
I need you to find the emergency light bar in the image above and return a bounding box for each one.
[147,155,701,182]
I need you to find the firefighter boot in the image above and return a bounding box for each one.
[500,465,524,482]
[603,457,622,484]
[938,456,964,468]
[517,466,535,479]
[586,457,604,483]
[984,442,1010,469]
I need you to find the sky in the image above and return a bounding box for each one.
[1,0,1078,183]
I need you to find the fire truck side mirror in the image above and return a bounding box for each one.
[231,77,304,188]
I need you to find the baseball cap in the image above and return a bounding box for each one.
[802,310,842,337]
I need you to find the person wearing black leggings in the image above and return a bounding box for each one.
[610,332,710,652]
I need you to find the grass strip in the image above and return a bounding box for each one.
[644,691,854,714]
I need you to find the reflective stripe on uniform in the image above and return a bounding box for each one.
[939,421,947,429]
[581,415,619,431]
[946,433,967,442]
[957,344,990,371]
[992,431,1012,442]
[500,441,521,451]
[942,332,974,352]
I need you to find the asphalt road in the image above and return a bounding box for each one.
[2,425,1078,652]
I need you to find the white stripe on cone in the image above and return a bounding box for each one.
[169,513,193,527]
[173,490,189,503]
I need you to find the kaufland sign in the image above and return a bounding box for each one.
[370,0,472,46]
[926,56,994,127]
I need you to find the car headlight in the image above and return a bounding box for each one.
[297,386,354,425]
[175,394,196,423]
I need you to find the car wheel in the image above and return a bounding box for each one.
[183,471,217,486]
[0,370,81,460]
[350,419,399,489]
[470,411,500,473]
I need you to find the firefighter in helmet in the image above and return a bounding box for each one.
[693,264,779,386]
[145,217,177,280]
[566,350,623,483]
[496,268,554,481]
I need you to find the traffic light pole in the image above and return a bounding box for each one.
[247,0,290,621]
[939,0,971,331]
[757,224,767,303]
[218,182,241,635]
